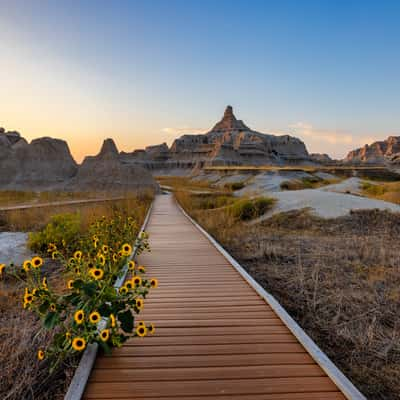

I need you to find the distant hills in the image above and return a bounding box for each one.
[1,107,400,191]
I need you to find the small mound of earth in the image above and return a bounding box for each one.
[236,171,314,196]
[0,232,32,265]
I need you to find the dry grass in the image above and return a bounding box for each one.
[178,195,400,399]
[362,181,400,204]
[0,194,152,399]
[156,176,230,193]
[0,193,152,232]
[280,177,340,191]
[0,190,107,207]
[0,268,78,400]
[204,165,390,172]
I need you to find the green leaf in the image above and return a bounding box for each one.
[118,310,134,333]
[82,282,97,297]
[43,312,59,329]
[99,340,112,355]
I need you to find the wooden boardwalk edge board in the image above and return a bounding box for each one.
[0,196,126,212]
[64,202,154,400]
[176,198,366,400]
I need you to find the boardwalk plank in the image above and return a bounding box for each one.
[83,195,346,399]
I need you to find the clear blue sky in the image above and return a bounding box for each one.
[1,0,400,161]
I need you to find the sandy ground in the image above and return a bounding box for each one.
[321,177,363,194]
[266,189,400,219]
[0,232,32,265]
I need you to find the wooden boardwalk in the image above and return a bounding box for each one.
[83,194,351,399]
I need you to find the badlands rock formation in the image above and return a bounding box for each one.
[345,136,400,164]
[121,106,311,171]
[68,139,157,192]
[0,129,157,192]
[0,129,77,189]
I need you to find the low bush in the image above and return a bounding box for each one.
[224,182,245,191]
[230,197,275,221]
[28,213,81,255]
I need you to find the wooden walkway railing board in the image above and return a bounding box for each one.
[83,194,354,399]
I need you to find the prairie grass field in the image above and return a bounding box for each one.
[0,194,152,400]
[176,189,400,400]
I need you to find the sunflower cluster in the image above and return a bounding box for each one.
[11,212,156,370]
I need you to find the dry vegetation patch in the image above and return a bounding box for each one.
[0,194,152,399]
[179,197,400,399]
[362,180,400,205]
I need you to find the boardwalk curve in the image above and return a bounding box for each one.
[83,194,364,399]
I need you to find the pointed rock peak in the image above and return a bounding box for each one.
[98,138,119,158]
[223,105,234,119]
[211,105,250,132]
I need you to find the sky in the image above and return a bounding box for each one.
[1,0,400,162]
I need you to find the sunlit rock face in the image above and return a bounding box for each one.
[345,136,400,164]
[123,106,311,171]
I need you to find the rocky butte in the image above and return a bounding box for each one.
[120,106,312,172]
[345,136,400,165]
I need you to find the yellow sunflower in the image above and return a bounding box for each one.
[51,251,59,260]
[67,279,74,290]
[22,260,31,272]
[23,292,34,304]
[135,298,144,310]
[121,243,132,256]
[31,256,43,268]
[132,276,142,287]
[128,260,135,271]
[47,243,56,251]
[102,245,109,254]
[89,311,101,324]
[42,277,48,289]
[37,349,45,360]
[49,303,57,312]
[89,268,104,280]
[109,313,116,328]
[148,323,155,335]
[136,324,147,337]
[138,265,145,273]
[125,280,133,290]
[99,329,110,342]
[119,286,128,295]
[74,309,85,324]
[72,337,86,351]
[93,239,98,249]
[112,254,118,262]
[98,254,106,266]
[74,250,83,261]
[0,263,5,276]
[150,278,158,289]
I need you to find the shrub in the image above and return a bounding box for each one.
[230,197,275,221]
[224,182,245,191]
[28,213,81,254]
